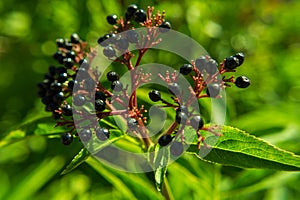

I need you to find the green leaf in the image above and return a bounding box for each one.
[61,148,90,175]
[187,126,300,171]
[154,146,170,192]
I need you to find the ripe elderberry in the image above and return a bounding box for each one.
[80,129,92,142]
[180,64,193,75]
[111,80,123,92]
[148,90,161,102]
[96,127,110,141]
[126,4,138,20]
[195,56,207,72]
[103,46,116,58]
[95,91,107,101]
[134,9,147,23]
[206,58,218,74]
[61,104,73,116]
[158,135,173,146]
[106,71,120,82]
[206,83,220,98]
[159,21,171,33]
[106,14,118,25]
[234,52,244,66]
[190,116,204,130]
[61,132,73,145]
[235,76,250,88]
[168,82,181,96]
[70,33,81,44]
[224,56,240,70]
[73,94,86,106]
[175,111,188,124]
[127,118,138,129]
[95,99,106,111]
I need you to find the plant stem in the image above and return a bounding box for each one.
[162,177,174,200]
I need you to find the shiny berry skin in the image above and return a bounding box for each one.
[95,91,107,101]
[50,82,62,91]
[57,72,68,83]
[235,76,250,88]
[80,129,92,142]
[168,83,181,96]
[61,132,73,145]
[56,38,65,48]
[53,52,64,64]
[134,9,147,23]
[106,71,120,82]
[206,83,220,97]
[170,141,184,156]
[73,94,86,106]
[98,34,116,47]
[95,99,106,111]
[176,105,188,115]
[53,92,64,104]
[103,46,116,58]
[64,42,73,50]
[63,57,74,68]
[126,4,138,19]
[158,135,173,146]
[190,116,204,130]
[148,90,161,102]
[159,21,171,32]
[68,80,78,91]
[66,51,76,60]
[234,52,244,66]
[70,33,81,44]
[176,111,188,124]
[195,56,207,72]
[79,59,89,69]
[61,104,73,116]
[180,64,193,75]
[206,58,218,74]
[224,56,239,70]
[111,81,123,92]
[96,127,110,141]
[107,14,118,25]
[127,118,138,129]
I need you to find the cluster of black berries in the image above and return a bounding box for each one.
[152,53,250,150]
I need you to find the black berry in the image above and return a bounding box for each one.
[66,51,76,60]
[80,129,92,142]
[116,38,129,50]
[158,135,173,146]
[170,141,184,156]
[134,9,147,23]
[127,118,138,129]
[103,46,116,58]
[126,4,138,19]
[53,52,65,64]
[224,56,239,70]
[176,105,188,115]
[195,56,207,72]
[95,99,106,111]
[56,38,65,48]
[53,92,64,104]
[61,104,73,116]
[148,90,161,102]
[73,94,86,106]
[126,30,138,43]
[63,57,74,68]
[180,64,193,75]
[95,91,107,101]
[234,52,244,66]
[61,132,73,145]
[106,14,118,25]
[190,116,204,130]
[57,72,68,83]
[70,33,81,44]
[235,76,250,88]
[206,58,218,74]
[206,83,220,97]
[111,81,123,92]
[175,111,188,124]
[96,127,110,141]
[106,71,120,82]
[159,21,171,32]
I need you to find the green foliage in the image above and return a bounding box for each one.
[1,0,300,199]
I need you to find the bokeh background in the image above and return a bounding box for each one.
[1,0,300,199]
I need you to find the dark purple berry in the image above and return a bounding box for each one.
[106,14,118,25]
[159,21,171,33]
[235,76,250,88]
[107,71,120,82]
[61,104,73,116]
[73,94,86,106]
[180,64,193,75]
[53,92,64,104]
[206,83,220,97]
[64,42,73,50]
[103,46,116,58]
[96,128,110,141]
[66,51,76,60]
[168,83,181,96]
[53,52,65,64]
[48,66,57,76]
[158,135,173,146]
[46,103,59,112]
[176,105,188,115]
[126,30,138,43]
[111,81,123,92]
[206,58,218,74]
[224,56,239,70]
[56,38,65,48]
[190,116,204,130]
[68,80,78,91]
[176,111,188,124]
[56,66,67,74]
[95,99,106,111]
[95,91,106,101]
[134,9,147,23]
[126,4,138,19]
[80,129,92,142]
[70,33,81,44]
[116,38,129,50]
[63,57,74,68]
[195,56,207,72]
[57,72,68,83]
[148,90,161,102]
[79,59,89,69]
[234,52,244,66]
[61,132,73,145]
[170,141,184,156]
[50,82,62,91]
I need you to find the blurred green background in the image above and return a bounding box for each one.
[1,0,300,199]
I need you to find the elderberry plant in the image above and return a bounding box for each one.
[36,4,300,196]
